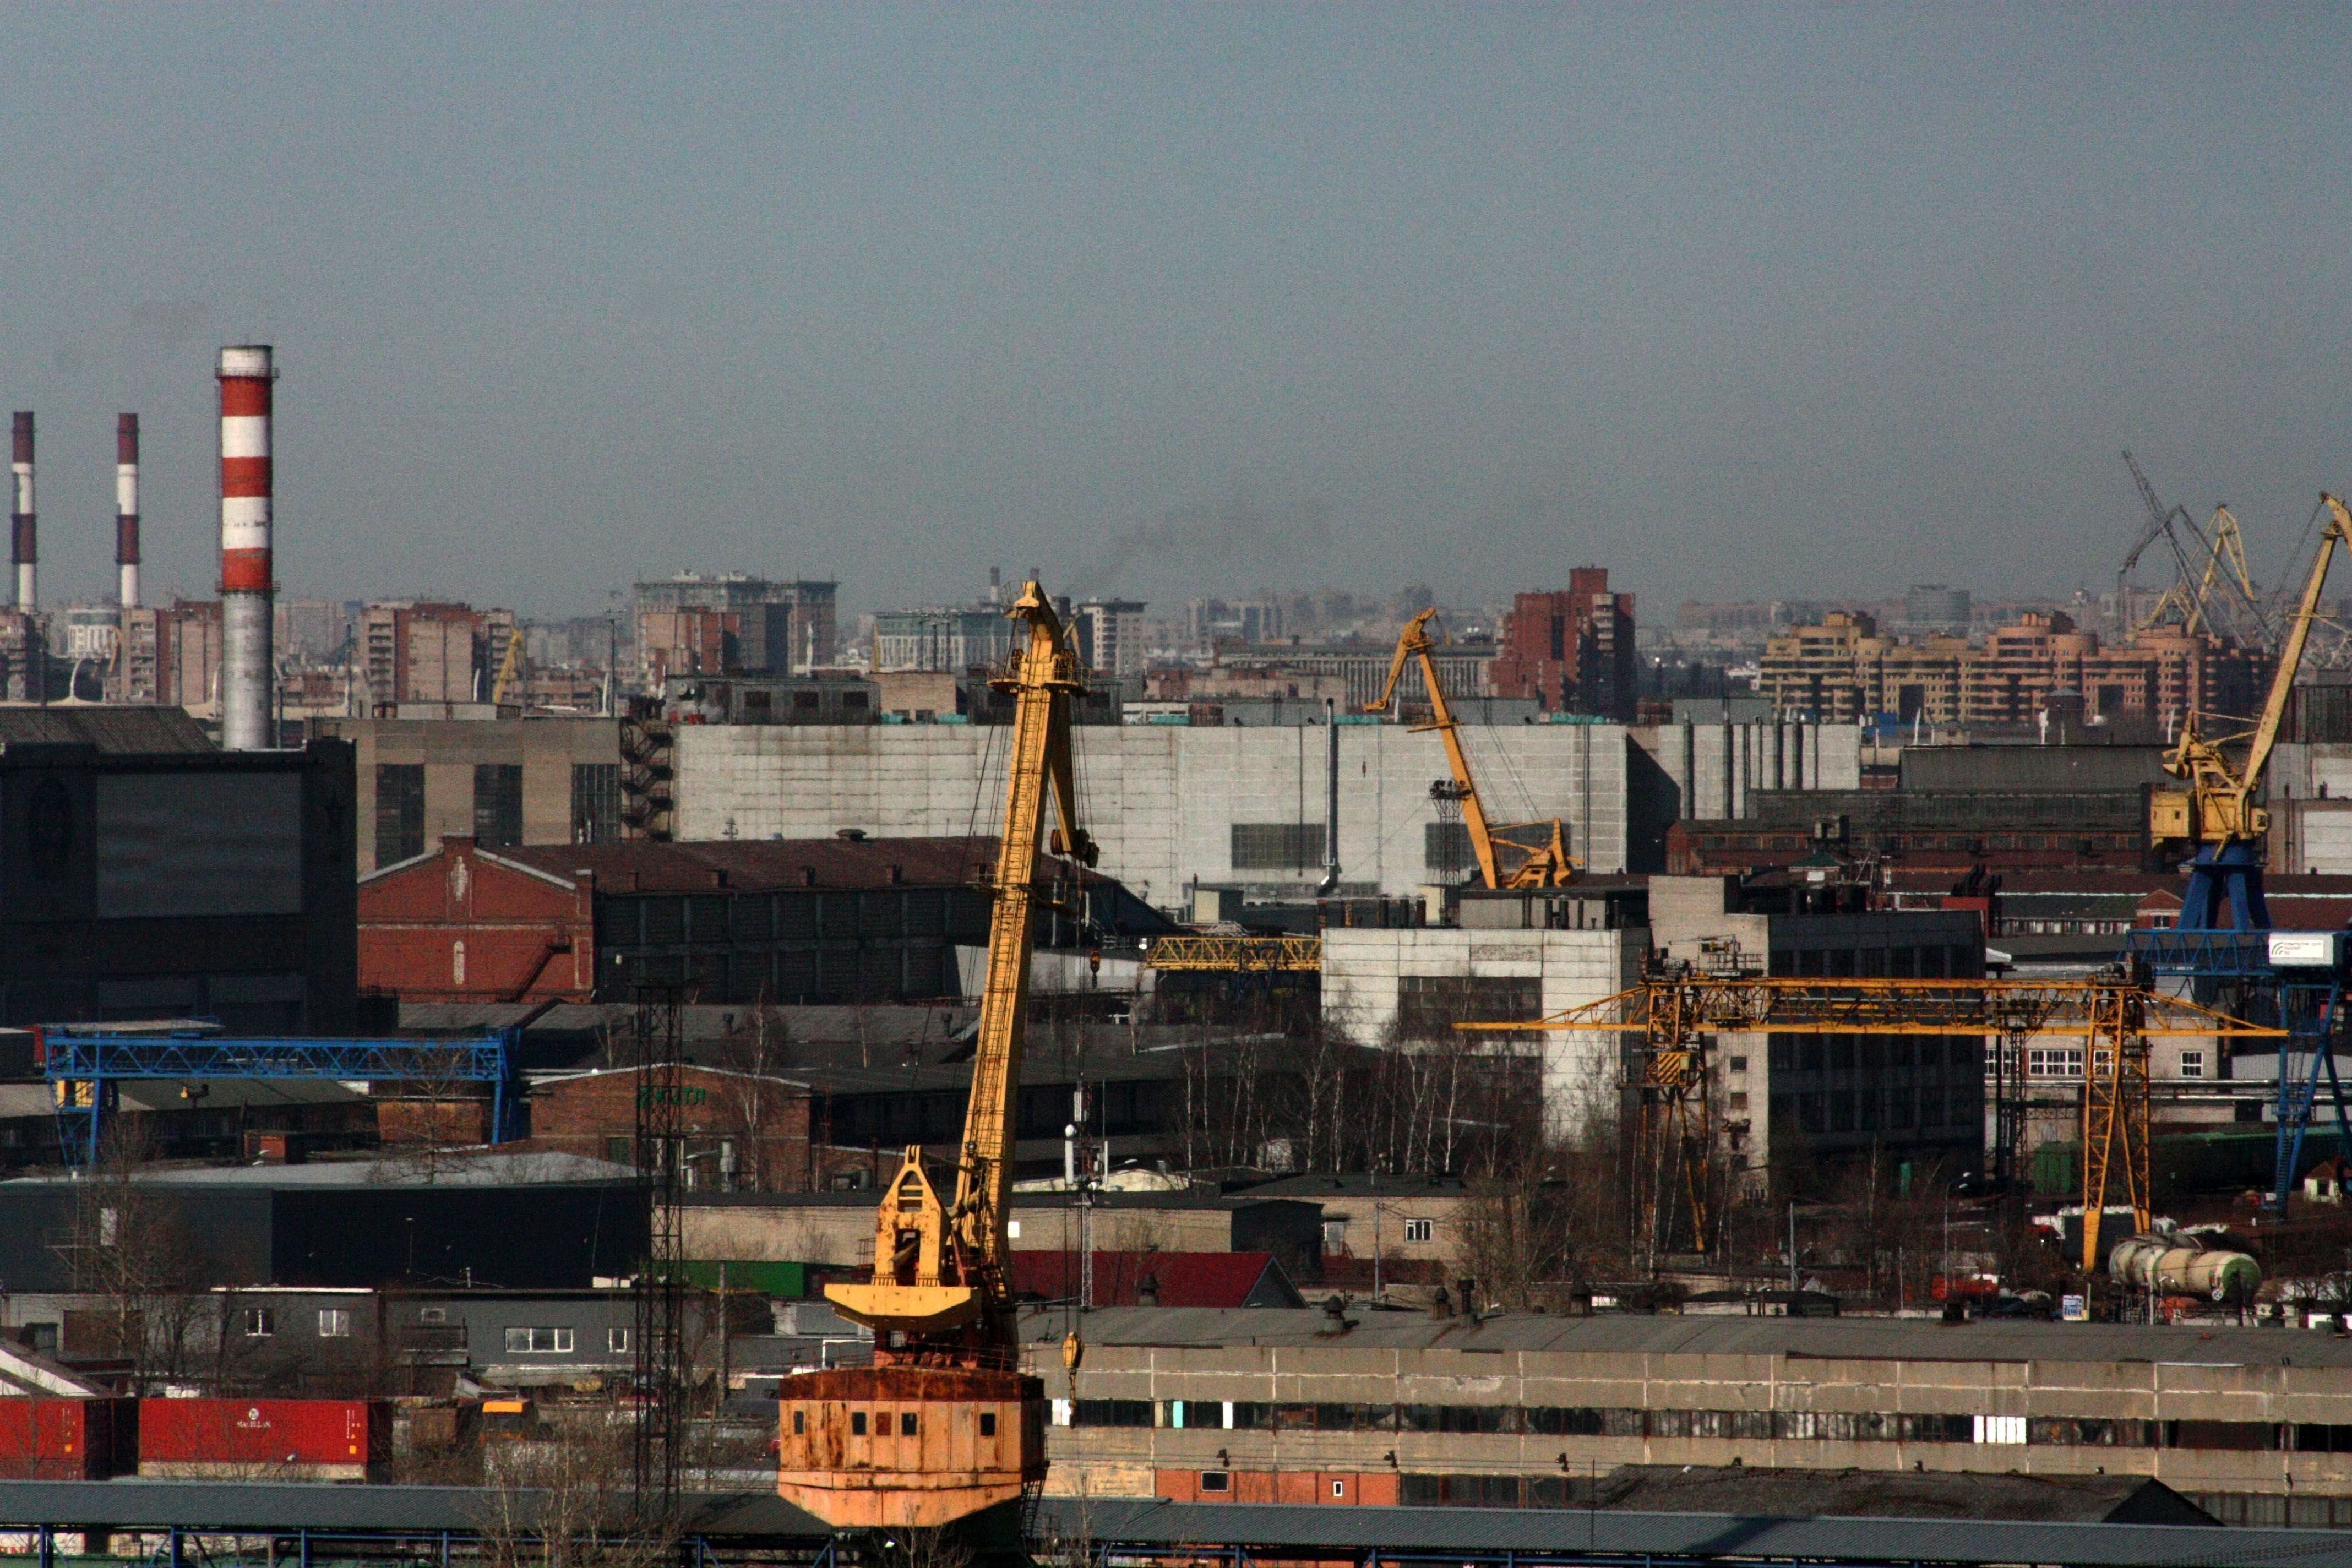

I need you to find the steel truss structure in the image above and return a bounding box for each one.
[632,984,687,1518]
[38,1026,524,1168]
[2126,928,2352,1212]
[1146,934,1323,972]
[1462,974,2284,1273]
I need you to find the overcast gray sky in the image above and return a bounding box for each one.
[0,4,2346,620]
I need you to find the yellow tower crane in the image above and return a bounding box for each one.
[1368,608,1575,889]
[776,580,1090,1530]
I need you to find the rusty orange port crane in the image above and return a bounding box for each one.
[776,580,1093,1530]
[1368,608,1575,888]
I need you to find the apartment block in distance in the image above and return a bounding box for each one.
[635,574,836,686]
[359,602,518,714]
[1488,568,1637,721]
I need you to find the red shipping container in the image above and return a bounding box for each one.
[139,1399,390,1482]
[0,1399,135,1480]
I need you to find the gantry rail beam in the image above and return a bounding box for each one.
[1461,975,2285,1276]
[39,1026,524,1167]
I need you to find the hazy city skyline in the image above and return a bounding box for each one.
[0,6,2346,619]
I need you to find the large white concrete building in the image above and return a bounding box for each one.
[676,721,1638,905]
[1318,924,1643,1129]
[673,718,1865,906]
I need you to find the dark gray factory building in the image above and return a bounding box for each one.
[0,711,356,1031]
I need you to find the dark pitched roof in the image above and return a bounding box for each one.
[491,836,999,893]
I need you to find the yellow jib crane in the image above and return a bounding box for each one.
[1368,608,1575,889]
[2151,493,2351,930]
[488,625,525,707]
[777,580,1091,1531]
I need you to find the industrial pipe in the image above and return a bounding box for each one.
[217,346,275,750]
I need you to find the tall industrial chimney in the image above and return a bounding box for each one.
[116,413,140,608]
[217,346,275,749]
[10,412,33,610]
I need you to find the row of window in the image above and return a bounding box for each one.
[1768,1036,1975,1072]
[376,763,622,864]
[1769,946,1979,980]
[1774,1085,1974,1135]
[785,1408,1001,1439]
[238,1311,627,1355]
[1063,1401,2327,1451]
[596,887,992,948]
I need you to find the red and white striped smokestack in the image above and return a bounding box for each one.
[116,413,140,609]
[10,411,33,611]
[217,346,274,749]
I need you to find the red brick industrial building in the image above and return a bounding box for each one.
[1487,568,1637,720]
[357,835,997,1004]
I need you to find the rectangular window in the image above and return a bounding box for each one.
[851,1411,868,1436]
[1199,1472,1231,1494]
[979,1412,997,1437]
[2179,1049,2206,1080]
[1422,820,1474,873]
[1403,1218,1435,1243]
[900,1412,918,1436]
[793,1409,805,1435]
[2028,1047,2086,1079]
[1232,822,1326,870]
[318,1309,351,1338]
[473,763,524,847]
[1396,975,1541,1036]
[503,1326,575,1354]
[243,1308,275,1338]
[608,1327,630,1353]
[375,764,424,866]
[571,763,621,845]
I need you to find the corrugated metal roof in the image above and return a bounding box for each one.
[1022,1305,2352,1366]
[0,707,213,754]
[1039,1498,2352,1567]
[0,1481,827,1539]
[0,1150,636,1190]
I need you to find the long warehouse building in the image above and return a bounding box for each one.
[1026,1307,2352,1527]
[674,718,1858,900]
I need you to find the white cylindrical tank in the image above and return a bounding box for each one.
[2109,1234,2260,1300]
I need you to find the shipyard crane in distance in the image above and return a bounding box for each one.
[776,580,1088,1530]
[2152,494,2352,930]
[1368,608,1576,889]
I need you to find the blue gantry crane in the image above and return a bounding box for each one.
[2125,494,2352,1214]
[40,1023,526,1167]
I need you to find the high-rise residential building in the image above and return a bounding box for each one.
[358,602,517,712]
[1902,584,1972,633]
[1758,610,2269,728]
[1188,597,1283,646]
[1075,598,1147,679]
[871,606,1021,673]
[633,574,837,688]
[275,598,352,664]
[118,600,222,711]
[1488,568,1637,720]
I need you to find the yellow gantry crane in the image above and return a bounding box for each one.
[777,580,1091,1529]
[1368,608,1575,889]
[1463,973,2283,1276]
[2151,493,2352,928]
